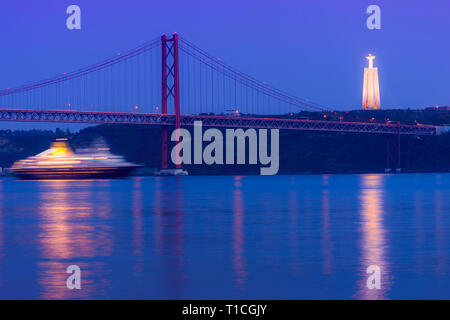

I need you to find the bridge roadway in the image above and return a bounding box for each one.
[0,108,436,136]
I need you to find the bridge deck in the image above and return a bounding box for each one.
[0,109,436,136]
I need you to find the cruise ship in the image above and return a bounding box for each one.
[10,138,140,179]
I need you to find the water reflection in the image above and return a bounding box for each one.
[153,177,186,298]
[435,188,444,274]
[91,181,113,256]
[0,180,3,287]
[132,177,144,273]
[356,174,389,299]
[288,189,300,276]
[1,174,450,299]
[321,175,333,275]
[233,176,247,291]
[37,180,112,299]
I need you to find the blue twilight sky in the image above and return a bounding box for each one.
[0,0,448,129]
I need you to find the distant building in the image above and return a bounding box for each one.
[362,53,381,110]
[425,106,450,111]
[222,109,241,116]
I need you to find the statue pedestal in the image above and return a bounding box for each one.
[362,67,381,110]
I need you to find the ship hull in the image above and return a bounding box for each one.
[13,166,137,180]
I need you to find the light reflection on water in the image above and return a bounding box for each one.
[232,176,246,293]
[321,175,333,276]
[0,173,450,299]
[153,177,186,299]
[0,180,3,288]
[132,177,144,273]
[36,180,113,299]
[356,175,389,299]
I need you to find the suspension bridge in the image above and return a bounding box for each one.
[0,33,436,171]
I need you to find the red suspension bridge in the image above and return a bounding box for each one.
[0,33,436,170]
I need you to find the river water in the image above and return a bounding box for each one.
[0,173,449,299]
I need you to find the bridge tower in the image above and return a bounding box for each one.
[157,33,186,175]
[385,123,401,173]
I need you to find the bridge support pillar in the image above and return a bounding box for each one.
[173,33,181,169]
[157,33,186,175]
[385,130,401,173]
[161,34,168,169]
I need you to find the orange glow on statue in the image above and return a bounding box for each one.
[362,53,381,110]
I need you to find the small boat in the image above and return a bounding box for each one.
[10,138,140,180]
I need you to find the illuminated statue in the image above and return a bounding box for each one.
[366,53,375,68]
[362,53,381,110]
